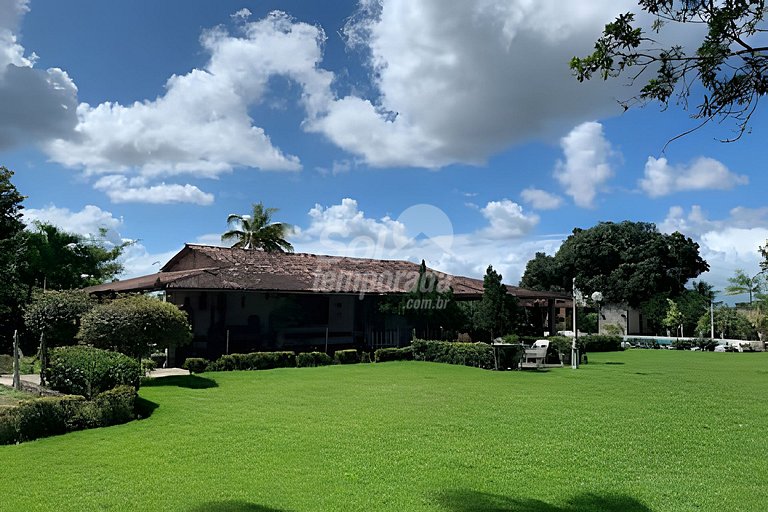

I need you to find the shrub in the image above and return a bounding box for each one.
[0,354,12,373]
[141,358,156,375]
[79,294,192,359]
[207,351,296,372]
[579,335,624,352]
[411,339,494,369]
[374,347,414,363]
[360,352,372,364]
[333,349,360,365]
[24,290,95,348]
[46,346,142,398]
[182,358,209,373]
[500,334,519,344]
[296,352,333,368]
[0,385,136,445]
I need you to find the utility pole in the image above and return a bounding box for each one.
[710,301,714,340]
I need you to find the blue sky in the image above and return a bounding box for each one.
[2,0,767,302]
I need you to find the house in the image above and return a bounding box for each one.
[85,244,571,364]
[599,304,649,335]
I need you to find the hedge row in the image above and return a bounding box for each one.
[411,339,494,369]
[579,335,623,352]
[334,349,360,365]
[297,352,333,368]
[207,352,297,372]
[374,347,413,363]
[46,346,142,398]
[0,385,136,445]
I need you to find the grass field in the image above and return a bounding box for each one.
[1,350,767,512]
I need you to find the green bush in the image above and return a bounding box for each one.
[333,349,360,365]
[360,352,372,364]
[296,352,333,368]
[141,358,156,375]
[374,346,414,363]
[24,290,95,348]
[411,339,494,369]
[78,294,192,358]
[0,354,12,373]
[182,358,209,373]
[207,351,296,372]
[0,385,136,445]
[579,335,624,352]
[46,346,142,398]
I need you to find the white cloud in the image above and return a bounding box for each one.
[23,204,123,245]
[659,205,768,301]
[479,199,539,239]
[554,121,614,208]
[93,175,214,205]
[306,0,637,168]
[520,188,563,210]
[316,159,354,177]
[0,0,78,150]
[640,156,749,197]
[291,197,556,284]
[45,11,335,180]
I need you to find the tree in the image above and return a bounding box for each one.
[473,265,517,340]
[723,268,764,305]
[520,221,709,307]
[79,295,192,359]
[663,298,684,337]
[0,166,27,350]
[22,223,127,291]
[696,307,758,340]
[24,290,95,347]
[572,1,768,142]
[222,202,294,252]
[519,252,562,292]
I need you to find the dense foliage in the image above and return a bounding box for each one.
[374,346,414,363]
[333,349,360,365]
[473,265,517,340]
[182,358,210,374]
[696,307,759,340]
[296,351,334,367]
[0,385,136,445]
[520,221,709,307]
[46,346,142,398]
[0,167,27,349]
[207,351,296,371]
[23,290,95,347]
[78,295,192,358]
[411,339,494,369]
[572,1,768,141]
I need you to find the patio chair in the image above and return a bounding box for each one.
[520,339,549,370]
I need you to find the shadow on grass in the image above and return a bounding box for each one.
[437,490,652,512]
[142,375,218,389]
[135,396,159,419]
[187,501,288,512]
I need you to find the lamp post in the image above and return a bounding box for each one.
[572,278,579,369]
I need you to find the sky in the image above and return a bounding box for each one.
[1,0,767,303]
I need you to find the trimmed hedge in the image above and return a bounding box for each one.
[333,349,360,365]
[0,385,136,445]
[296,352,333,368]
[360,352,372,364]
[411,339,494,369]
[46,346,142,399]
[579,335,624,352]
[374,346,414,363]
[208,352,296,372]
[182,358,209,374]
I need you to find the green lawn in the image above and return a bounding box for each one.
[1,350,767,512]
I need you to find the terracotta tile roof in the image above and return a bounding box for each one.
[88,244,571,302]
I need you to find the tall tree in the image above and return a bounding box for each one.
[521,221,709,307]
[22,223,127,292]
[474,265,516,340]
[519,252,563,291]
[571,1,768,142]
[724,268,764,305]
[0,167,27,349]
[222,202,294,252]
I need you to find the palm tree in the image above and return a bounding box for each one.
[221,203,294,252]
[724,269,764,305]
